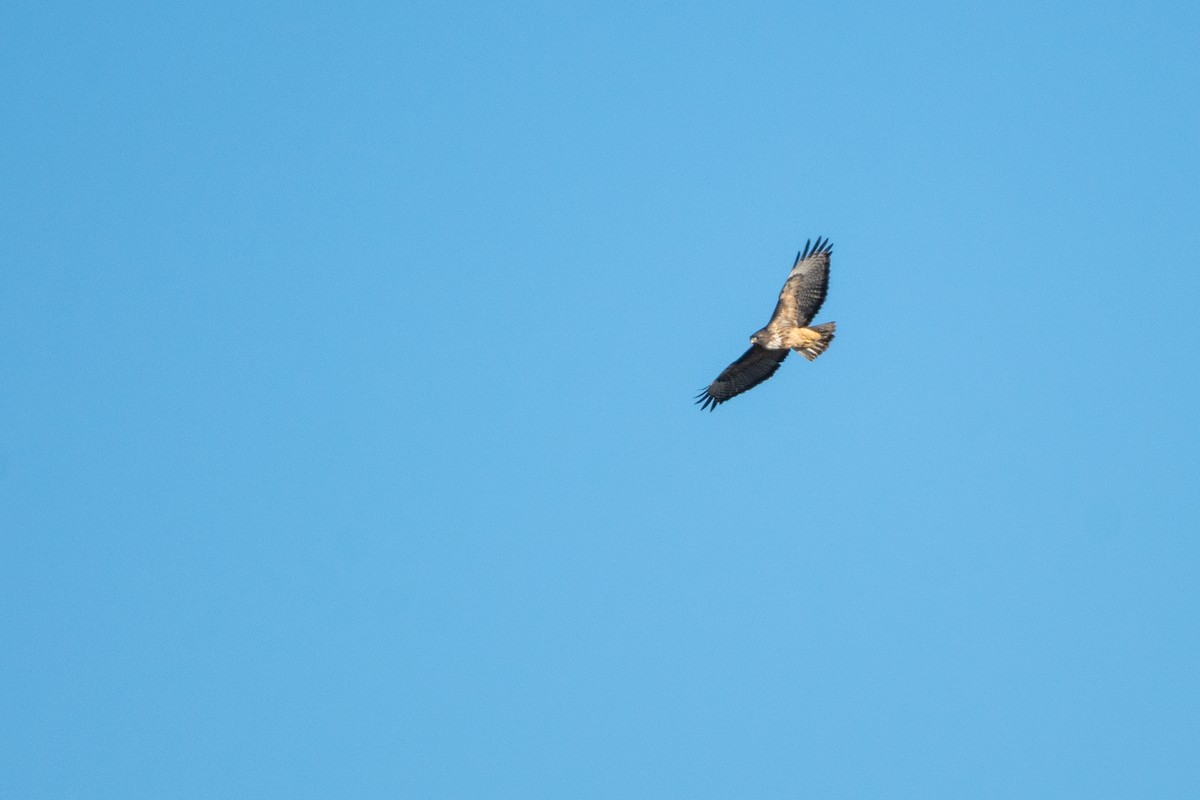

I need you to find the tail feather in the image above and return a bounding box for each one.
[796,321,835,361]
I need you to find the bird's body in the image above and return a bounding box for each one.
[696,237,836,411]
[757,322,837,357]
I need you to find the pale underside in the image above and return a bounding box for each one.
[765,323,835,362]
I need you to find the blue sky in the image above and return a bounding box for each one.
[3,1,1199,797]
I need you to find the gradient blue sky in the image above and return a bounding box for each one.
[3,2,1199,797]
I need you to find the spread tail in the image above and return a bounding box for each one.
[795,322,835,361]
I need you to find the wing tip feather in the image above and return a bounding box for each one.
[794,235,832,266]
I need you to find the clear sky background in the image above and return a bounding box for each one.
[3,2,1199,797]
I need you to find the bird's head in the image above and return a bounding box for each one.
[749,332,762,346]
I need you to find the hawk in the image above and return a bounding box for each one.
[696,237,836,411]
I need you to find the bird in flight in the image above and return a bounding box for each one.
[696,237,836,411]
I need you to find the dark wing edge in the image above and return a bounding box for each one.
[794,236,833,266]
[772,235,832,327]
[695,345,789,411]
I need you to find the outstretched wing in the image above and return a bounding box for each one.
[768,236,832,328]
[695,345,789,411]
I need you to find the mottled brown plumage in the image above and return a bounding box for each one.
[697,237,836,411]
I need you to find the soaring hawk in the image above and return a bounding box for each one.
[696,237,836,411]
